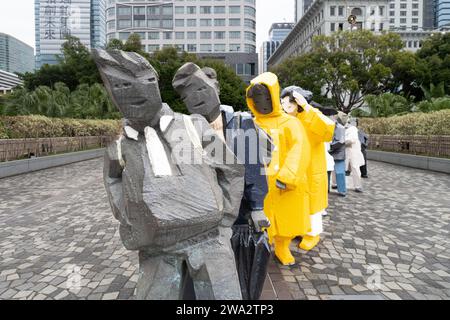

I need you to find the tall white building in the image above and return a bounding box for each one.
[295,0,314,21]
[269,0,390,68]
[388,0,423,31]
[106,0,258,82]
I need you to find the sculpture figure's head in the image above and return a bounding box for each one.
[173,62,221,123]
[92,49,162,129]
[247,84,273,115]
[246,72,282,119]
[280,86,313,104]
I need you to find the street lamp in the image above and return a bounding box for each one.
[348,14,358,31]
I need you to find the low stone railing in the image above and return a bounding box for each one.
[368,135,450,158]
[0,136,115,162]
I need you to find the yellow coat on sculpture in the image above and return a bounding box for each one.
[297,108,335,214]
[246,73,311,240]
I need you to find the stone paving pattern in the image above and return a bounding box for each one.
[0,158,449,300]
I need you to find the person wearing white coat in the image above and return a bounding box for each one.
[345,119,365,193]
[323,142,335,216]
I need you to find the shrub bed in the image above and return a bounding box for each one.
[0,115,121,139]
[359,110,450,136]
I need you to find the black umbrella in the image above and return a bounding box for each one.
[231,224,271,300]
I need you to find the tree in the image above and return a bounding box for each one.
[273,30,410,114]
[3,83,118,119]
[146,48,248,113]
[20,36,100,91]
[381,50,426,100]
[271,53,331,106]
[58,36,101,86]
[198,59,247,111]
[364,93,411,117]
[416,33,450,95]
[106,38,124,50]
[123,33,144,53]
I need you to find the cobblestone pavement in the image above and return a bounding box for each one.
[0,158,449,300]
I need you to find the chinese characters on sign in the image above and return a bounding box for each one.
[42,0,73,40]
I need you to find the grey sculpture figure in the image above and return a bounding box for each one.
[173,63,272,300]
[92,49,245,300]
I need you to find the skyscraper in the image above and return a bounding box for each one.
[436,0,450,27]
[35,0,106,69]
[0,33,35,74]
[91,0,107,48]
[423,0,436,29]
[105,0,258,83]
[259,23,294,73]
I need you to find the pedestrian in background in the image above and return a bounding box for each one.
[330,112,347,197]
[357,120,369,179]
[345,118,365,193]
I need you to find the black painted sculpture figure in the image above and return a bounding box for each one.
[173,62,272,300]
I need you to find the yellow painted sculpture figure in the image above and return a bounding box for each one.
[281,87,335,251]
[246,73,311,266]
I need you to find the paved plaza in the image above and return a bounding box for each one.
[0,158,449,300]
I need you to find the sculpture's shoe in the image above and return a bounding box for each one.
[274,237,295,266]
[299,235,320,251]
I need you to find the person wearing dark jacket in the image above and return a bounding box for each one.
[329,114,347,197]
[358,125,369,178]
[173,63,272,300]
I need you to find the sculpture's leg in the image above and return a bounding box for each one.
[299,211,323,251]
[188,234,242,300]
[136,251,183,300]
[274,236,295,266]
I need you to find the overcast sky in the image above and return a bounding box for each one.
[0,0,294,52]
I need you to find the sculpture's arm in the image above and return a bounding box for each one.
[103,137,126,223]
[276,119,308,189]
[193,115,245,227]
[241,118,271,212]
[298,107,335,143]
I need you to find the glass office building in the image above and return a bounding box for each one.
[436,0,450,27]
[0,33,35,74]
[35,0,106,69]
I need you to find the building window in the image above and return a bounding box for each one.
[200,6,212,14]
[215,31,225,39]
[186,6,196,14]
[200,31,212,39]
[162,6,173,15]
[229,18,241,26]
[214,6,225,14]
[200,19,212,27]
[230,6,241,14]
[351,8,362,16]
[147,6,160,15]
[330,6,336,16]
[148,32,159,40]
[229,31,241,39]
[200,44,212,52]
[215,19,226,26]
[187,44,197,52]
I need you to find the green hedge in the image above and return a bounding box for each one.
[0,115,121,139]
[359,110,450,136]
